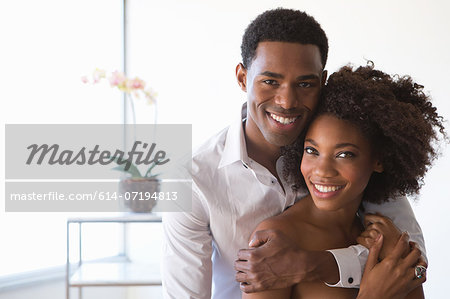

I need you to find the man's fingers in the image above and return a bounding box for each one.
[364,234,383,273]
[240,282,257,293]
[356,236,375,249]
[364,213,392,227]
[236,249,250,261]
[235,271,248,283]
[359,229,380,239]
[248,230,272,248]
[234,259,251,272]
[363,213,383,227]
[357,229,381,248]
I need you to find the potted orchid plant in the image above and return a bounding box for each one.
[82,69,161,212]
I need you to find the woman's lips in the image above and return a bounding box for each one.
[311,183,345,198]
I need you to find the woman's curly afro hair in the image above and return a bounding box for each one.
[283,63,446,204]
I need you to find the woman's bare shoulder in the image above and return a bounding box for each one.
[251,196,313,242]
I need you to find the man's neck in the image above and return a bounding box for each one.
[243,119,281,178]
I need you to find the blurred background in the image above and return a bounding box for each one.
[1,0,449,298]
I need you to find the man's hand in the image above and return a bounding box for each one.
[357,233,426,299]
[234,229,338,293]
[357,213,402,260]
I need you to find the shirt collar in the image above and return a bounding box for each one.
[218,103,250,168]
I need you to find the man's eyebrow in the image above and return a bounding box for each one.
[296,74,320,81]
[259,71,283,78]
[258,72,320,81]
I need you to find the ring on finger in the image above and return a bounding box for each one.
[415,265,426,279]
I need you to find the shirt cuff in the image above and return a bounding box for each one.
[325,245,368,288]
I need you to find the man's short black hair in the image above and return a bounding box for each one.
[241,8,328,69]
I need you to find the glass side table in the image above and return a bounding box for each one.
[66,213,163,299]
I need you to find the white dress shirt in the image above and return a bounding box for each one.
[162,107,426,299]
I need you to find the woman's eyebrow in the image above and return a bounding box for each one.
[335,143,360,150]
[305,139,360,150]
[304,138,317,146]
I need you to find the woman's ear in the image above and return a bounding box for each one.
[236,63,247,92]
[373,160,384,173]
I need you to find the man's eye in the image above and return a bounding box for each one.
[298,82,311,88]
[263,79,278,85]
[337,151,355,158]
[304,147,318,155]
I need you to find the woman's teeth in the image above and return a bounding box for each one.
[314,184,344,193]
[270,113,297,125]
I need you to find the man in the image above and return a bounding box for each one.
[162,8,426,299]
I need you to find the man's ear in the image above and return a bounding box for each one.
[373,160,384,173]
[321,70,328,87]
[236,63,247,92]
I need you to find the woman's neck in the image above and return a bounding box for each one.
[305,194,363,238]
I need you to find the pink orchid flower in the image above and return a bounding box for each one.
[82,69,156,105]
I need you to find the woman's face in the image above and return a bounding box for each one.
[300,114,383,211]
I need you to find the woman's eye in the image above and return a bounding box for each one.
[304,147,318,155]
[337,151,355,158]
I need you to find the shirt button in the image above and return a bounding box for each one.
[348,277,354,284]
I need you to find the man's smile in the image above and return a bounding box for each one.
[268,112,299,125]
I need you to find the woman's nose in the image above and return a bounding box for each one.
[313,157,338,178]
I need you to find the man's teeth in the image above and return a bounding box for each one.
[314,184,344,193]
[270,113,297,125]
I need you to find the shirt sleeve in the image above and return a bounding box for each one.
[326,196,426,289]
[161,186,213,299]
[326,245,368,288]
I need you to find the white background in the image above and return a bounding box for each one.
[1,0,449,298]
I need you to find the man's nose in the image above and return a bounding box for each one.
[274,85,297,110]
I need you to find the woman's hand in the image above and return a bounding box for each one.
[357,213,402,260]
[357,233,425,299]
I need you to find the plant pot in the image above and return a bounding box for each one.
[119,178,160,213]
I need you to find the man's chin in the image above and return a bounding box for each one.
[264,134,298,147]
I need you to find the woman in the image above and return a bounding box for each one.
[243,64,446,299]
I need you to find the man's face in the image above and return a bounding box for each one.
[237,41,326,147]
